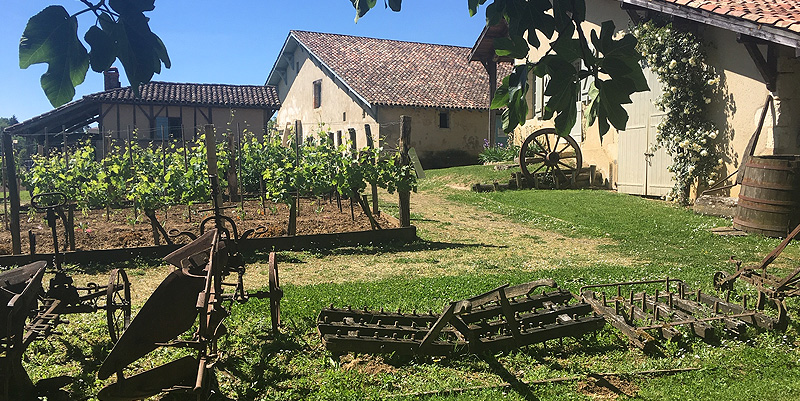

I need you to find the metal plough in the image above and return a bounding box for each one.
[96,175,283,401]
[318,279,605,357]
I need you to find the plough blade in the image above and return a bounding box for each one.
[98,269,204,379]
[97,356,198,401]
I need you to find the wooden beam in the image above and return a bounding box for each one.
[621,0,800,50]
[740,35,778,91]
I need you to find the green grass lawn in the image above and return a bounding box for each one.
[24,164,800,400]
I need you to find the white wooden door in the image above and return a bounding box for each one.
[617,66,673,196]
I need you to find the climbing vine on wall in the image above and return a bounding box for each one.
[635,22,722,205]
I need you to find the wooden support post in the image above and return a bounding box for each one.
[44,126,49,155]
[2,132,21,254]
[67,204,75,251]
[2,139,7,230]
[288,120,302,236]
[204,124,223,207]
[237,123,243,211]
[227,129,240,202]
[28,230,35,255]
[62,125,67,168]
[365,124,379,215]
[399,116,411,227]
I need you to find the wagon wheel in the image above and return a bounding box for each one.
[106,268,131,343]
[519,127,582,188]
[268,252,282,335]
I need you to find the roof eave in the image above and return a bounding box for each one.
[621,0,800,50]
[266,33,296,86]
[290,32,374,110]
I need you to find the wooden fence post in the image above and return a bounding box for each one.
[288,120,302,236]
[399,116,411,227]
[2,131,21,254]
[365,124,379,215]
[226,128,240,202]
[204,124,223,207]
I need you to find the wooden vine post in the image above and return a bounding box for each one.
[226,127,240,202]
[399,116,411,227]
[365,124,379,215]
[2,131,22,254]
[204,124,222,207]
[288,120,301,236]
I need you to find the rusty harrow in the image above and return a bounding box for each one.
[581,278,783,354]
[318,279,605,357]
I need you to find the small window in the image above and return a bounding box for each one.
[343,112,346,121]
[313,80,322,109]
[155,116,182,140]
[438,111,450,129]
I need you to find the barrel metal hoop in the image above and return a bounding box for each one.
[733,217,788,235]
[745,161,800,172]
[738,194,798,207]
[741,178,799,191]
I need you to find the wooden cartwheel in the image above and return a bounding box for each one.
[519,128,583,189]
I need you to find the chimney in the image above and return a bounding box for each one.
[104,67,120,91]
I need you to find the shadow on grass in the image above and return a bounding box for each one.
[218,330,312,400]
[243,239,506,264]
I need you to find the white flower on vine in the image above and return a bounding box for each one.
[718,158,724,166]
[671,86,678,93]
[669,60,678,69]
[700,149,708,157]
[709,131,717,139]
[704,98,711,104]
[689,56,697,66]
[688,165,695,173]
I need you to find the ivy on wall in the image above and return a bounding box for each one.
[634,22,722,205]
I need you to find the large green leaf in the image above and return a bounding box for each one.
[351,0,378,22]
[387,0,402,12]
[85,24,116,73]
[19,6,89,107]
[112,10,169,96]
[494,35,529,58]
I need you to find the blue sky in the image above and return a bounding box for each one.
[1,1,489,122]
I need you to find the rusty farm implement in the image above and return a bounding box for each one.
[96,175,283,400]
[0,192,131,399]
[712,222,800,321]
[581,278,783,354]
[318,279,605,357]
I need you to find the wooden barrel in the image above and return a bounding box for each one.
[733,155,800,237]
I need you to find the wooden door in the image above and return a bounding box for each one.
[617,66,672,196]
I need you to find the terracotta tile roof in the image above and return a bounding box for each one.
[665,0,800,29]
[627,0,800,37]
[89,82,281,109]
[289,30,511,110]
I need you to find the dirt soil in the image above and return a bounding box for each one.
[0,197,396,255]
[577,375,639,399]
